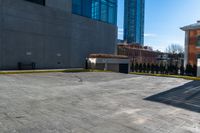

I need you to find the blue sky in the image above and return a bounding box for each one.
[117,0,200,51]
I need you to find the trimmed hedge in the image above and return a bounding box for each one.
[131,63,197,77]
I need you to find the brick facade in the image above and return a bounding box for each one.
[181,21,200,66]
[117,44,160,64]
[187,30,200,65]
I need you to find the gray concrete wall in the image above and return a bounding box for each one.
[184,31,189,68]
[0,0,2,69]
[46,0,71,13]
[0,0,117,69]
[69,15,117,67]
[88,63,119,73]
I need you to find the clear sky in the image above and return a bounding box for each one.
[117,0,200,51]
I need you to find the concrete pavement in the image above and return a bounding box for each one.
[0,72,199,133]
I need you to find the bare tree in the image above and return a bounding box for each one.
[165,44,184,54]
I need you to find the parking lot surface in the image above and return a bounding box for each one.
[0,72,199,133]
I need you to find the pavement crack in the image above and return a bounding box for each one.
[74,75,83,82]
[15,116,25,119]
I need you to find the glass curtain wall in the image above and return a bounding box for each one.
[124,0,144,45]
[72,0,117,25]
[26,0,45,5]
[72,0,91,17]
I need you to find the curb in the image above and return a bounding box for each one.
[0,69,87,75]
[0,69,112,75]
[129,72,200,81]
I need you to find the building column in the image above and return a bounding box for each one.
[184,31,189,68]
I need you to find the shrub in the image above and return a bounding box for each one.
[192,64,197,77]
[174,64,179,75]
[131,63,135,72]
[139,63,143,72]
[147,63,150,73]
[186,64,193,76]
[160,64,164,74]
[180,65,184,75]
[155,64,159,74]
[151,64,155,74]
[143,63,147,73]
[135,63,139,72]
[168,64,174,74]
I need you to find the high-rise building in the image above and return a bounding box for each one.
[124,0,145,45]
[0,0,117,69]
[72,0,117,25]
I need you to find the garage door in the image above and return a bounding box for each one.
[119,64,129,74]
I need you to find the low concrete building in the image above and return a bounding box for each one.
[88,54,130,73]
[0,0,117,70]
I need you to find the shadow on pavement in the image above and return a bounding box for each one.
[145,81,200,113]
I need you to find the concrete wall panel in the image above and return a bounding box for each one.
[46,0,71,13]
[69,14,117,67]
[43,36,71,68]
[1,31,44,69]
[0,1,3,68]
[4,15,45,34]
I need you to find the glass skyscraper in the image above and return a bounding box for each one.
[72,0,117,25]
[124,0,145,45]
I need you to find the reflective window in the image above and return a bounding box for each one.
[72,0,82,15]
[26,0,45,5]
[197,35,200,47]
[72,0,117,25]
[92,0,100,19]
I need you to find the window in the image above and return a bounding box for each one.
[25,0,45,6]
[72,0,117,25]
[197,54,200,59]
[197,35,200,47]
[72,0,82,15]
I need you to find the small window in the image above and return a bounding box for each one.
[197,35,200,47]
[197,54,200,59]
[26,0,45,6]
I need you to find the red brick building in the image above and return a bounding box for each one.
[117,43,161,64]
[181,21,200,66]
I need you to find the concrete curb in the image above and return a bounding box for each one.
[130,72,200,81]
[0,69,87,74]
[0,69,112,75]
